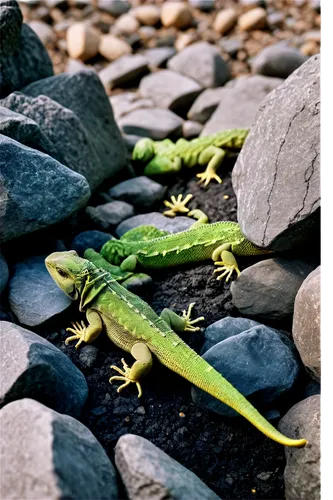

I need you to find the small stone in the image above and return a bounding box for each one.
[133,5,160,26]
[239,0,266,10]
[122,133,142,151]
[66,22,100,61]
[109,176,166,208]
[28,20,55,45]
[187,86,228,123]
[113,13,140,36]
[182,120,203,138]
[79,345,99,368]
[267,11,284,28]
[143,47,176,68]
[175,32,199,51]
[201,316,261,354]
[99,54,149,89]
[213,8,237,35]
[251,42,307,79]
[189,0,215,11]
[301,41,319,57]
[238,7,267,31]
[118,108,183,140]
[99,34,132,61]
[109,92,153,120]
[86,201,135,230]
[97,0,130,17]
[66,58,92,73]
[71,230,113,255]
[138,25,157,41]
[115,212,194,237]
[0,254,9,294]
[161,1,193,29]
[304,31,321,43]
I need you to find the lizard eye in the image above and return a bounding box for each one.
[56,268,68,278]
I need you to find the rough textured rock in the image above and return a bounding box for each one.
[0,398,119,499]
[86,201,135,231]
[230,258,317,321]
[0,135,90,242]
[71,230,113,255]
[232,55,320,251]
[139,69,202,113]
[0,253,9,294]
[293,266,321,381]
[22,71,128,189]
[251,42,308,79]
[0,322,88,416]
[201,75,283,134]
[99,54,149,90]
[0,0,23,55]
[115,434,220,500]
[118,107,183,139]
[109,176,166,208]
[115,212,194,237]
[188,86,229,124]
[192,323,301,416]
[201,316,261,354]
[278,395,320,500]
[167,41,230,88]
[0,22,53,98]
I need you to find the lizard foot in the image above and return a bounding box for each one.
[182,302,204,332]
[214,262,241,282]
[65,320,87,349]
[196,167,223,187]
[163,193,193,217]
[109,358,143,397]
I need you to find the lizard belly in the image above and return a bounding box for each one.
[96,311,138,353]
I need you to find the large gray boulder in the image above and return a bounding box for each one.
[232,55,320,251]
[0,135,90,242]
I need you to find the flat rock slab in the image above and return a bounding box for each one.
[167,41,230,88]
[278,395,320,500]
[115,212,194,237]
[201,74,283,135]
[99,54,149,89]
[115,434,220,500]
[0,135,90,242]
[293,266,321,381]
[109,176,166,208]
[232,55,320,250]
[0,398,118,499]
[109,92,153,120]
[0,322,88,417]
[139,69,202,113]
[118,107,183,140]
[0,22,53,98]
[230,258,317,321]
[86,200,135,231]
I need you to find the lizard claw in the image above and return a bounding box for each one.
[214,261,241,282]
[196,167,223,187]
[163,194,193,217]
[65,320,87,348]
[182,302,204,332]
[109,359,143,397]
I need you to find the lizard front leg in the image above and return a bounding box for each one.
[212,243,241,282]
[196,146,226,186]
[109,342,152,397]
[160,302,204,333]
[65,309,103,349]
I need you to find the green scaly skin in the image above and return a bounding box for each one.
[45,251,307,448]
[132,129,249,186]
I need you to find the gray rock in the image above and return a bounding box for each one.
[143,47,176,68]
[278,395,320,500]
[98,0,130,16]
[139,70,202,113]
[201,316,261,354]
[231,258,317,321]
[22,71,128,189]
[0,0,23,55]
[86,201,135,231]
[182,120,203,138]
[219,37,243,57]
[232,55,320,250]
[167,41,230,88]
[79,345,99,368]
[118,108,184,140]
[115,212,194,237]
[109,176,166,208]
[0,398,119,499]
[0,253,9,294]
[251,42,308,79]
[99,54,149,90]
[293,266,320,381]
[122,133,143,151]
[0,322,88,416]
[28,20,55,45]
[189,0,215,11]
[188,86,229,124]
[115,434,220,500]
[0,135,90,243]
[0,23,53,98]
[66,58,93,73]
[110,92,153,120]
[8,255,72,326]
[71,230,113,256]
[201,74,283,134]
[192,324,301,416]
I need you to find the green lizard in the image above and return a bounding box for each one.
[100,194,271,283]
[132,129,249,186]
[45,251,307,448]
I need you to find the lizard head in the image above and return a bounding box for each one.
[132,138,155,162]
[45,251,91,300]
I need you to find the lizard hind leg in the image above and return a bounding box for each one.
[212,244,241,283]
[196,146,226,186]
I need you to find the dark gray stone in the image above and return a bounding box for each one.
[8,255,72,326]
[71,230,113,255]
[115,212,194,237]
[99,54,149,89]
[86,201,135,231]
[79,345,99,368]
[0,398,119,499]
[219,37,243,57]
[0,23,53,98]
[118,107,183,140]
[278,395,320,500]
[189,0,215,11]
[201,316,261,354]
[231,258,317,321]
[192,324,301,416]
[167,41,230,88]
[139,70,202,113]
[0,0,23,55]
[251,42,308,79]
[0,322,88,417]
[143,47,176,68]
[109,176,166,208]
[188,87,229,124]
[0,253,9,294]
[98,0,130,16]
[232,55,320,250]
[122,133,142,151]
[293,266,320,381]
[0,135,90,242]
[115,434,220,500]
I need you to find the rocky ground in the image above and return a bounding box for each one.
[0,1,321,500]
